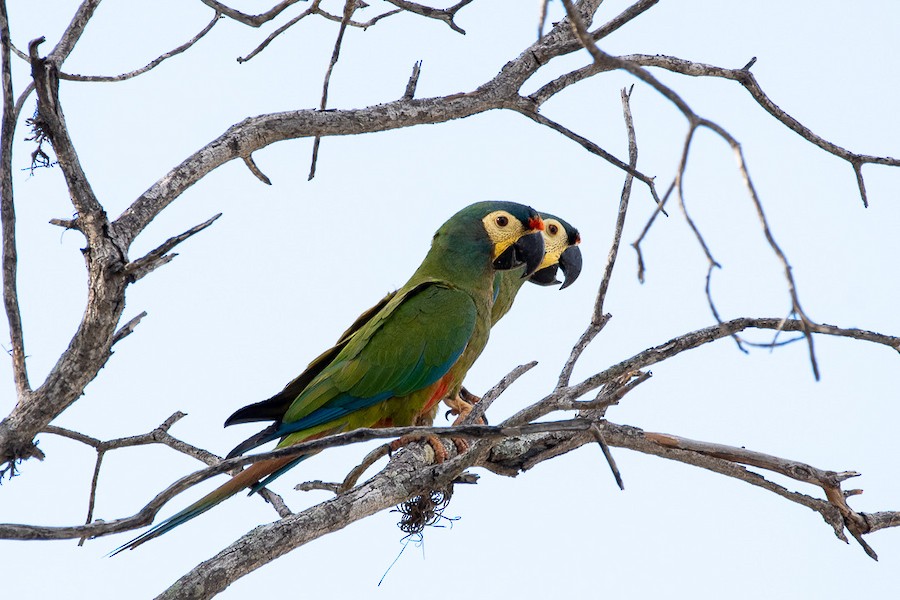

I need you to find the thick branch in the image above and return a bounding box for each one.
[158,409,900,597]
[0,419,593,541]
[47,0,102,63]
[112,0,619,248]
[154,442,478,600]
[0,39,131,467]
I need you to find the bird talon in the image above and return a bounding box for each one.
[451,436,469,454]
[390,434,449,463]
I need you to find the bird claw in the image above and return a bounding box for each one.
[444,388,488,425]
[390,434,449,463]
[451,436,469,454]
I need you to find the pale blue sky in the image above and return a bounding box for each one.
[2,1,899,598]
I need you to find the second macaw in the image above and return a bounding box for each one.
[112,201,545,553]
[444,213,581,421]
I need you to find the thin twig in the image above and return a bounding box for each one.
[200,0,303,27]
[555,86,638,389]
[382,0,473,34]
[59,13,221,82]
[124,214,222,282]
[516,109,660,205]
[611,53,900,207]
[632,179,674,283]
[402,60,422,100]
[537,0,550,39]
[562,0,822,377]
[338,444,391,492]
[641,428,874,558]
[112,311,147,346]
[308,0,358,181]
[242,155,272,185]
[237,2,320,64]
[461,361,538,425]
[590,422,623,490]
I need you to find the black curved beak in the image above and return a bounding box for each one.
[493,230,545,277]
[557,245,583,290]
[527,264,561,286]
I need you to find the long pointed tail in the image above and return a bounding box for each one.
[110,455,296,555]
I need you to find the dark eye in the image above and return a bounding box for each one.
[548,224,559,235]
[496,215,509,227]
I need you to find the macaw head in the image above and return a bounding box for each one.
[481,203,546,277]
[528,213,582,289]
[431,201,546,278]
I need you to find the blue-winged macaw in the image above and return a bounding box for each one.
[112,201,545,553]
[226,212,581,436]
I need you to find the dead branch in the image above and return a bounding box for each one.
[382,0,474,34]
[155,412,900,598]
[199,0,303,27]
[308,0,359,181]
[556,86,638,390]
[2,1,899,596]
[58,12,221,82]
[123,214,223,283]
[0,2,27,396]
[236,1,321,64]
[0,419,595,542]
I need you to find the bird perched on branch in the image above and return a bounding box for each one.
[112,201,545,553]
[226,211,581,436]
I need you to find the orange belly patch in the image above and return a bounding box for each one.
[422,374,452,415]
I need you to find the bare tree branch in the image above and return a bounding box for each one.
[0,0,28,396]
[461,360,537,425]
[47,0,102,64]
[3,2,899,595]
[556,86,638,389]
[308,0,359,181]
[236,1,321,64]
[111,311,147,346]
[199,0,303,27]
[382,0,474,34]
[58,12,222,82]
[154,409,900,597]
[567,317,900,401]
[123,213,222,283]
[561,0,825,378]
[0,419,594,542]
[616,53,900,207]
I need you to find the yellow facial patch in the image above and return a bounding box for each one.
[538,218,573,269]
[482,210,530,260]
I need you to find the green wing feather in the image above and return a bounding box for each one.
[256,281,476,446]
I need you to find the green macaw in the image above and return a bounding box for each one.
[112,201,545,553]
[225,212,581,439]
